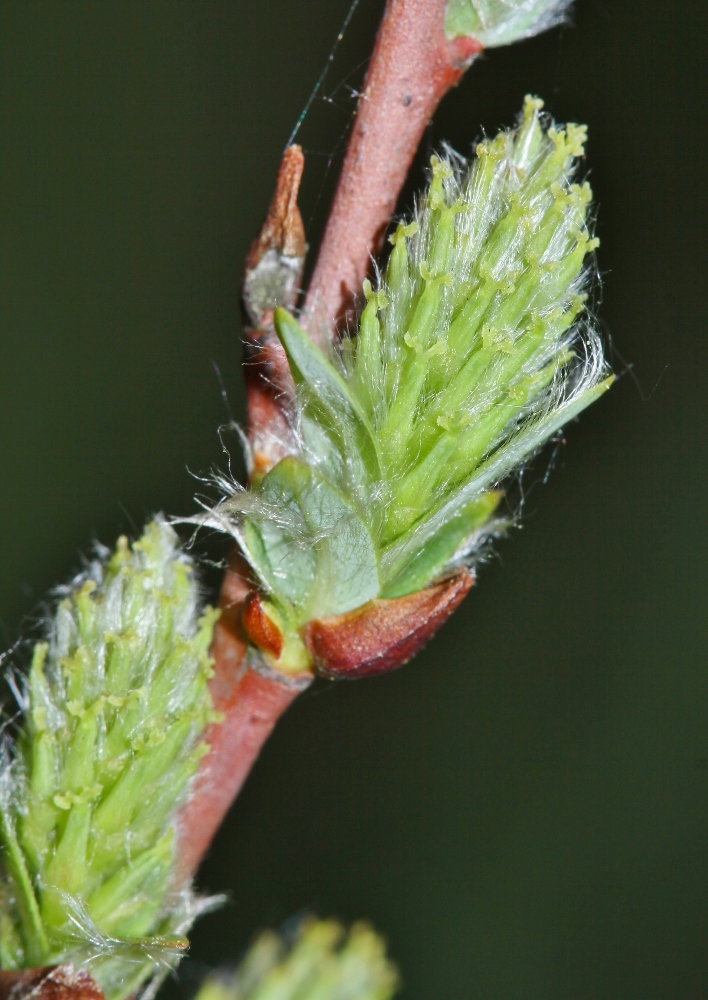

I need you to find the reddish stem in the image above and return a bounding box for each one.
[176,0,481,881]
[303,0,481,334]
[175,149,314,881]
[0,967,104,1000]
[175,559,311,883]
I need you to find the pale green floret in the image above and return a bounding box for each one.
[193,918,399,1000]
[211,98,611,657]
[0,520,219,999]
[445,0,572,48]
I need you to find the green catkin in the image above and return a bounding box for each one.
[192,919,399,1000]
[199,97,612,670]
[0,520,219,1000]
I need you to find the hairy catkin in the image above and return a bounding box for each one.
[0,520,219,1000]
[193,918,399,1000]
[195,97,611,670]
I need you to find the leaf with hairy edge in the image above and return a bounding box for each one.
[445,0,572,48]
[242,457,380,623]
[273,308,382,482]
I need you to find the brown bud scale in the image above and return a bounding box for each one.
[0,967,104,1000]
[243,591,284,659]
[306,569,474,679]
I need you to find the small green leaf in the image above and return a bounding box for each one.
[243,457,380,622]
[445,0,570,48]
[274,308,382,481]
[0,807,49,965]
[0,907,23,970]
[469,375,615,494]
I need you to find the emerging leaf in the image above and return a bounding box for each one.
[241,457,380,625]
[445,0,573,48]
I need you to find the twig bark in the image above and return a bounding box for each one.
[175,560,310,884]
[176,0,481,880]
[303,0,481,335]
[175,151,311,881]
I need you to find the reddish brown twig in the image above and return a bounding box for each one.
[175,558,311,884]
[176,0,482,881]
[175,154,311,880]
[303,0,481,335]
[0,967,104,1000]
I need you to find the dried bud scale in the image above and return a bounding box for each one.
[0,522,219,999]
[203,98,612,676]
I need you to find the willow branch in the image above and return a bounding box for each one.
[176,0,481,881]
[175,151,311,882]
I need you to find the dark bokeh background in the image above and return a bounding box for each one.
[0,2,706,997]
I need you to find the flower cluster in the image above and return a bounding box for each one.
[203,97,611,673]
[194,918,398,1000]
[0,521,219,999]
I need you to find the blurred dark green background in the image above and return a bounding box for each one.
[0,2,706,997]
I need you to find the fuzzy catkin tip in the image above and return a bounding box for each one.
[0,520,219,1000]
